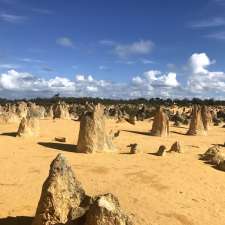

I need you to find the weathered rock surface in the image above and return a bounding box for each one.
[84,193,133,225]
[200,145,221,161]
[77,104,116,153]
[150,106,169,137]
[32,154,86,225]
[201,105,212,131]
[187,105,206,136]
[32,155,134,225]
[17,117,40,137]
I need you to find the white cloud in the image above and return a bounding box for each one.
[99,65,108,70]
[132,76,144,85]
[0,64,20,69]
[56,37,74,48]
[188,53,225,95]
[32,8,53,15]
[86,86,98,92]
[114,40,154,58]
[190,17,225,28]
[0,53,224,99]
[75,75,85,81]
[189,53,211,74]
[0,13,26,23]
[0,70,74,97]
[143,70,179,88]
[205,31,225,40]
[99,40,115,46]
[19,58,43,63]
[141,59,154,64]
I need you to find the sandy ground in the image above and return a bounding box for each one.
[0,118,225,225]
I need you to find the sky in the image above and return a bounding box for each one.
[0,0,225,99]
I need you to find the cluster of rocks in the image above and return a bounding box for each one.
[186,105,212,136]
[32,154,133,225]
[156,141,183,156]
[0,101,73,124]
[127,143,143,154]
[200,145,225,171]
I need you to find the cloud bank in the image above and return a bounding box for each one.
[0,53,224,99]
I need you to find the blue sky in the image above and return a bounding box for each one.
[0,0,225,99]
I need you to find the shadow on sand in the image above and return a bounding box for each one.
[0,216,84,225]
[170,131,186,136]
[38,142,78,153]
[0,216,33,225]
[148,152,161,157]
[198,154,224,172]
[0,132,17,137]
[122,130,150,136]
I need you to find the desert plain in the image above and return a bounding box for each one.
[0,117,225,225]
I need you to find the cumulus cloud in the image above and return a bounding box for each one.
[0,53,224,99]
[189,53,211,74]
[187,53,225,96]
[56,37,74,48]
[0,70,74,98]
[131,70,180,98]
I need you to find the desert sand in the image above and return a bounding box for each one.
[0,118,225,225]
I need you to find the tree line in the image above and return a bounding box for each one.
[0,96,224,107]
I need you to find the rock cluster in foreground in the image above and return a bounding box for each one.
[200,145,225,171]
[32,154,133,225]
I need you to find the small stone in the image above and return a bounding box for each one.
[127,144,142,154]
[55,137,66,142]
[169,141,183,153]
[156,145,167,156]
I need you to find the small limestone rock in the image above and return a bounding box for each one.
[55,137,66,143]
[113,130,120,138]
[127,143,142,154]
[169,141,183,153]
[84,193,133,225]
[156,145,167,156]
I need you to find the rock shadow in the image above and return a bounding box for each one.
[38,142,78,153]
[122,130,150,136]
[0,216,33,225]
[0,132,17,137]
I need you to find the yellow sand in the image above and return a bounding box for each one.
[0,119,225,225]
